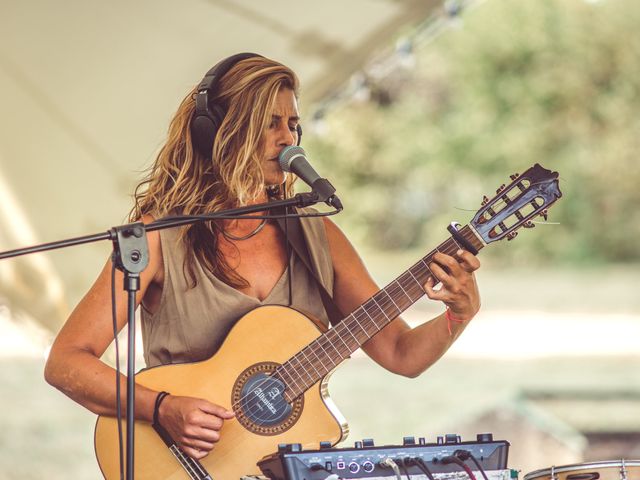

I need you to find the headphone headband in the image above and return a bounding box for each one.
[196,52,262,93]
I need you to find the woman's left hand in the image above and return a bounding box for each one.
[423,249,481,322]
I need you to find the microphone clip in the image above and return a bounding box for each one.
[311,178,343,210]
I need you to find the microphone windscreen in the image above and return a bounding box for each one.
[278,145,306,172]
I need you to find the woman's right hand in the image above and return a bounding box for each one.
[157,395,235,460]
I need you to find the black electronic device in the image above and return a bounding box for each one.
[258,433,510,480]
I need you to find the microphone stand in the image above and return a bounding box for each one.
[0,191,324,480]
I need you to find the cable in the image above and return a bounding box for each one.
[464,452,490,480]
[442,454,477,480]
[398,458,412,480]
[110,256,124,480]
[380,457,402,480]
[412,458,436,480]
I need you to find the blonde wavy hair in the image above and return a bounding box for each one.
[130,55,299,288]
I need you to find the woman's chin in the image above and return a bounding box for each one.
[264,171,287,188]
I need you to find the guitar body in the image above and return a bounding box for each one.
[94,305,348,480]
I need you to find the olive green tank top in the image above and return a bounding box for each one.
[139,213,334,368]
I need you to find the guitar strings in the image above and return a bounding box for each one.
[228,238,464,423]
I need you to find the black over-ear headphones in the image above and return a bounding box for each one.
[191,52,302,157]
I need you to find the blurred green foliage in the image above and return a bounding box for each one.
[306,0,640,266]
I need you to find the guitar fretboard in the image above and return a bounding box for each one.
[275,225,484,402]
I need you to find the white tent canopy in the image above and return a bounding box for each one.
[0,0,441,332]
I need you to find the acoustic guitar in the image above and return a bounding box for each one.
[95,164,562,479]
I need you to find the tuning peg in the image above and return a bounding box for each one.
[506,231,518,241]
[496,184,506,194]
[540,209,548,221]
[481,195,489,206]
[523,221,535,228]
[510,173,520,181]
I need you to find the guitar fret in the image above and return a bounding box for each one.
[276,365,299,393]
[445,238,459,254]
[395,278,413,302]
[359,304,379,334]
[285,353,315,395]
[351,310,372,340]
[311,338,337,369]
[303,342,326,378]
[420,257,436,280]
[329,327,351,356]
[341,316,362,346]
[371,296,392,320]
[299,348,323,378]
[291,354,315,385]
[320,333,343,362]
[407,268,424,289]
[402,272,424,299]
[382,289,402,313]
[288,356,309,389]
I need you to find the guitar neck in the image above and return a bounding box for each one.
[277,224,484,401]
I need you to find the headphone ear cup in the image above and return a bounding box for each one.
[209,104,226,136]
[191,96,226,156]
[296,124,303,146]
[191,114,216,157]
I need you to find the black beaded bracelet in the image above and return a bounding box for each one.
[152,391,170,427]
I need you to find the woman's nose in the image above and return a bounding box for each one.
[278,124,295,146]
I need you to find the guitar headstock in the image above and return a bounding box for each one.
[471,164,562,244]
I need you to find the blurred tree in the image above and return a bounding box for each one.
[306,0,640,266]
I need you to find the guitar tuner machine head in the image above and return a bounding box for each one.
[472,163,562,244]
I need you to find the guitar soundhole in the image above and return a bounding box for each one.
[231,362,304,435]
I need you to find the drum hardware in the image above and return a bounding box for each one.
[620,459,627,480]
[524,460,640,480]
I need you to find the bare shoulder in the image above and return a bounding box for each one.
[321,217,360,266]
[321,217,358,259]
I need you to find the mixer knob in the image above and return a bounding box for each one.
[437,436,444,445]
[363,438,375,447]
[320,441,332,449]
[477,433,494,442]
[354,441,363,449]
[403,436,416,445]
[445,434,460,444]
[289,443,302,452]
[418,437,426,445]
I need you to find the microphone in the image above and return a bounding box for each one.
[278,146,343,210]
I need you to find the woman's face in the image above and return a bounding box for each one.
[261,87,300,186]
